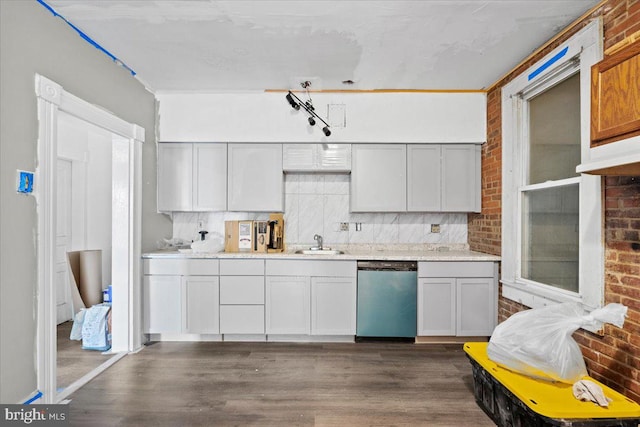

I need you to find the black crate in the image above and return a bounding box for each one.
[467,355,640,427]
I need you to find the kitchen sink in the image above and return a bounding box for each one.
[295,249,344,255]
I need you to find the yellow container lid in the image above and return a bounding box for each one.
[464,342,640,420]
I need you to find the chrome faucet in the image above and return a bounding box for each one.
[313,234,324,250]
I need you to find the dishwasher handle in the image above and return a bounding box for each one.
[357,261,417,271]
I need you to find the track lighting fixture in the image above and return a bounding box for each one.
[285,81,331,137]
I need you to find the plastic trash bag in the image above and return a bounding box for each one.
[191,232,224,253]
[487,302,627,383]
[69,308,86,341]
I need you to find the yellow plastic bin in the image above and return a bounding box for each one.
[464,342,640,427]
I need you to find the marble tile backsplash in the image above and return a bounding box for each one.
[171,174,468,247]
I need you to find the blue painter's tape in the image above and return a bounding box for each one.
[36,0,136,76]
[528,46,569,81]
[23,390,43,405]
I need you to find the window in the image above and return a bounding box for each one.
[501,20,604,310]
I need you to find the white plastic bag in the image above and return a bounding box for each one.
[191,232,224,253]
[487,302,627,383]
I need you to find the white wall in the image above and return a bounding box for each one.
[157,91,486,143]
[172,174,468,248]
[0,1,166,403]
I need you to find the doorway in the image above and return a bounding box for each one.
[35,74,144,404]
[56,110,116,390]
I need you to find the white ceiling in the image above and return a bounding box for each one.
[46,0,600,92]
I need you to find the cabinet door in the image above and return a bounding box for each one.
[265,276,310,334]
[182,276,219,334]
[228,144,283,212]
[317,144,351,172]
[220,305,265,334]
[193,143,227,211]
[441,145,481,212]
[143,275,182,333]
[407,145,441,211]
[417,278,456,336]
[282,144,315,171]
[157,143,193,211]
[456,278,496,336]
[351,144,406,212]
[311,277,356,335]
[590,41,640,145]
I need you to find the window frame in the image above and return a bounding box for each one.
[501,19,604,310]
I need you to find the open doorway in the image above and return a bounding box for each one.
[56,110,115,390]
[35,74,144,404]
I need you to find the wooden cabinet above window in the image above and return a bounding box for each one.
[590,39,640,147]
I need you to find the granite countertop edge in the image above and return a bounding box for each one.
[142,249,501,262]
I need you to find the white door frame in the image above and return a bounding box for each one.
[35,74,144,403]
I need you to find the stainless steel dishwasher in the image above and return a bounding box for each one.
[356,261,417,339]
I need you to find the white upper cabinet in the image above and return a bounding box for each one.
[350,144,407,212]
[228,144,283,212]
[283,144,351,172]
[407,145,441,211]
[407,144,481,213]
[441,145,481,212]
[352,143,481,213]
[157,143,193,212]
[157,142,227,212]
[193,144,227,211]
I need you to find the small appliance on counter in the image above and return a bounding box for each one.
[266,213,285,253]
[224,220,254,252]
[224,213,285,253]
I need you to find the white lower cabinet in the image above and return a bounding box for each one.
[219,259,265,335]
[417,278,456,336]
[182,276,220,334]
[311,277,357,335]
[265,276,311,335]
[417,262,497,337]
[265,260,357,338]
[143,258,220,335]
[143,275,182,333]
[143,275,220,334]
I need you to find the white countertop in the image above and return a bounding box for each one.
[142,248,500,262]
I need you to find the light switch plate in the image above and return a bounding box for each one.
[17,170,34,194]
[430,224,441,233]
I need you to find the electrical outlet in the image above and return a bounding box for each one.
[430,224,441,233]
[197,219,206,230]
[340,222,349,231]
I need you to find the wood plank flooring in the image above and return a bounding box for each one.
[67,341,494,426]
[57,321,114,389]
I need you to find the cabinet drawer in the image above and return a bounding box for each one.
[418,261,494,278]
[144,258,219,275]
[220,305,265,334]
[220,276,264,304]
[219,259,264,275]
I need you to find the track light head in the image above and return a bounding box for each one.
[322,126,331,137]
[286,92,300,110]
[308,116,316,126]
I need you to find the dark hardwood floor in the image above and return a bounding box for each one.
[67,341,494,426]
[57,321,114,389]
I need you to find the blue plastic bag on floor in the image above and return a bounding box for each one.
[81,304,111,351]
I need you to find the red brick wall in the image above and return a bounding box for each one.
[468,0,640,402]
